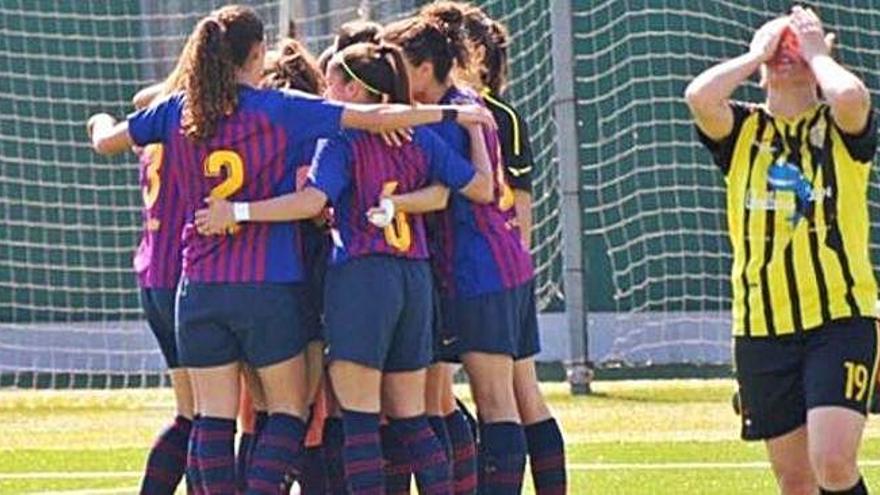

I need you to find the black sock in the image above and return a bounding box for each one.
[821,477,868,495]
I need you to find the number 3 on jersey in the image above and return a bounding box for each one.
[380,181,412,252]
[142,144,163,210]
[204,150,246,234]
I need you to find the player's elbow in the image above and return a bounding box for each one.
[469,174,495,204]
[300,189,328,219]
[93,136,118,156]
[684,81,709,114]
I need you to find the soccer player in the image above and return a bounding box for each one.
[317,20,383,74]
[130,69,193,495]
[422,4,567,493]
[192,41,495,495]
[86,5,494,491]
[686,7,877,495]
[383,14,543,494]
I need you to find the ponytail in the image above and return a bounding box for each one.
[179,6,264,142]
[334,42,412,104]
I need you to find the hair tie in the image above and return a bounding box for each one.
[339,57,383,95]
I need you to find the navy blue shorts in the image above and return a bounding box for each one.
[301,222,330,343]
[175,279,310,369]
[735,317,879,441]
[140,288,181,369]
[439,279,540,361]
[323,256,433,372]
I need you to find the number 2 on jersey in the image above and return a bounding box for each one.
[380,181,412,252]
[204,150,245,234]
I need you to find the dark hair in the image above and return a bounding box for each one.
[421,2,509,93]
[381,14,469,84]
[336,20,382,51]
[180,5,264,141]
[262,38,326,95]
[331,42,412,104]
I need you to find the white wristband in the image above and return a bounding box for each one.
[232,202,250,223]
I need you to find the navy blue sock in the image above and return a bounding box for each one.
[235,432,253,492]
[195,416,236,494]
[323,417,347,495]
[381,424,412,495]
[185,415,202,494]
[525,419,566,495]
[389,416,452,495]
[478,422,526,495]
[341,410,384,494]
[141,415,191,495]
[445,410,477,494]
[246,413,305,494]
[299,445,327,494]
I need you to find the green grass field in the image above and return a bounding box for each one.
[3,379,880,494]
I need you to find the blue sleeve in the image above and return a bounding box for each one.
[415,127,476,191]
[308,136,351,204]
[127,94,181,146]
[275,89,346,143]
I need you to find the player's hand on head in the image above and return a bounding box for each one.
[455,104,497,129]
[790,6,830,61]
[749,17,788,63]
[194,196,236,236]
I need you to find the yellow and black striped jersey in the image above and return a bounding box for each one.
[697,102,878,338]
[481,89,534,193]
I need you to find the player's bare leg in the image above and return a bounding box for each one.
[305,340,325,406]
[191,362,241,418]
[765,426,817,495]
[169,368,195,419]
[808,407,867,492]
[256,354,308,419]
[462,353,518,423]
[513,357,551,424]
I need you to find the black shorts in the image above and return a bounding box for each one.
[735,317,879,441]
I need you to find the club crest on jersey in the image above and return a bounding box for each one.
[809,118,827,148]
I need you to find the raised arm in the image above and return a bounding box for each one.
[341,103,495,133]
[791,6,871,134]
[685,18,787,140]
[87,114,135,155]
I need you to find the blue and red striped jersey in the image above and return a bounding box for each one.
[426,86,534,297]
[308,127,476,265]
[133,143,185,289]
[127,86,344,283]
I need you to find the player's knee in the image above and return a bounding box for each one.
[775,472,817,495]
[473,386,518,422]
[514,380,550,424]
[811,447,859,489]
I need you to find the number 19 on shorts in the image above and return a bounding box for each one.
[844,361,870,402]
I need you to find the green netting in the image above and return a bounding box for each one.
[574,0,880,363]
